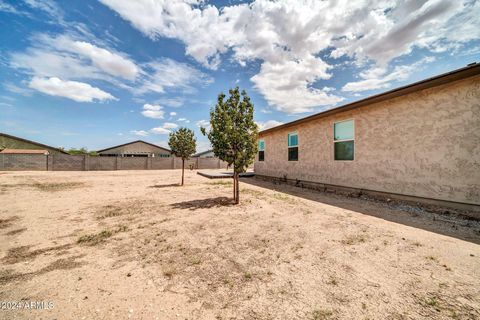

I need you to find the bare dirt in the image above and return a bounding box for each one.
[0,170,479,320]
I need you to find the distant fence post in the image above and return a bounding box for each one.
[47,155,52,171]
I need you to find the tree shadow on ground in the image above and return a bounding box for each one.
[170,197,234,210]
[241,178,480,245]
[149,183,181,189]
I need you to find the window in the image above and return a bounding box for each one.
[258,140,265,161]
[334,120,354,160]
[288,132,298,161]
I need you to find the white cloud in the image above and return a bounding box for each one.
[11,34,139,82]
[156,97,184,108]
[68,40,139,80]
[131,130,149,137]
[342,57,436,92]
[100,0,480,114]
[4,82,33,96]
[169,112,177,116]
[196,140,212,153]
[163,122,178,129]
[196,119,210,131]
[141,103,164,119]
[150,127,171,135]
[251,56,343,113]
[256,120,284,131]
[0,1,22,14]
[24,0,63,20]
[135,58,212,95]
[28,76,116,102]
[178,118,190,123]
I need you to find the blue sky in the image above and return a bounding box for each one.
[1,0,479,152]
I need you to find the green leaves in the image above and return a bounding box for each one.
[202,87,258,173]
[168,127,196,160]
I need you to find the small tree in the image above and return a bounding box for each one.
[168,127,196,186]
[201,87,258,204]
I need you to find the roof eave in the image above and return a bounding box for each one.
[259,63,480,136]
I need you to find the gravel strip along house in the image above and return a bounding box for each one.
[254,63,480,213]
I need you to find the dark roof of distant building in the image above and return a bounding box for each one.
[260,62,480,136]
[96,140,171,153]
[193,150,214,157]
[0,132,68,154]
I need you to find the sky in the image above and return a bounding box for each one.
[0,0,479,152]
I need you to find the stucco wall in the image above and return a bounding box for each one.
[255,76,480,205]
[98,141,171,155]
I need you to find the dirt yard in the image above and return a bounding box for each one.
[0,170,479,320]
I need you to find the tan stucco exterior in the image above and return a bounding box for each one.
[255,75,480,206]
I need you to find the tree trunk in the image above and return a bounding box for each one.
[234,172,240,204]
[181,159,185,186]
[233,175,236,201]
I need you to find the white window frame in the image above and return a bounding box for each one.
[288,131,299,161]
[258,139,265,161]
[333,119,355,161]
[258,139,265,151]
[288,132,298,147]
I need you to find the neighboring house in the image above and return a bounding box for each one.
[193,150,216,158]
[0,133,67,155]
[255,63,480,210]
[97,140,172,157]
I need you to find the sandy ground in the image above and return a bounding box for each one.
[0,169,479,320]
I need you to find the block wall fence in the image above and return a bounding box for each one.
[0,154,228,171]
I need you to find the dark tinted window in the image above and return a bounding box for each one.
[334,140,354,160]
[288,147,298,161]
[259,151,265,161]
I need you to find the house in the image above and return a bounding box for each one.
[193,150,216,158]
[97,140,172,157]
[255,63,480,211]
[0,132,67,155]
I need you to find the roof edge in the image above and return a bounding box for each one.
[259,63,480,136]
[96,140,171,153]
[0,132,68,154]
[193,149,213,157]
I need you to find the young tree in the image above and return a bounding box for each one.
[201,87,258,204]
[168,128,197,186]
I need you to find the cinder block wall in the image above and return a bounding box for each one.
[89,157,116,170]
[0,155,227,171]
[0,154,47,171]
[198,158,220,169]
[51,155,85,171]
[151,158,172,170]
[255,76,480,206]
